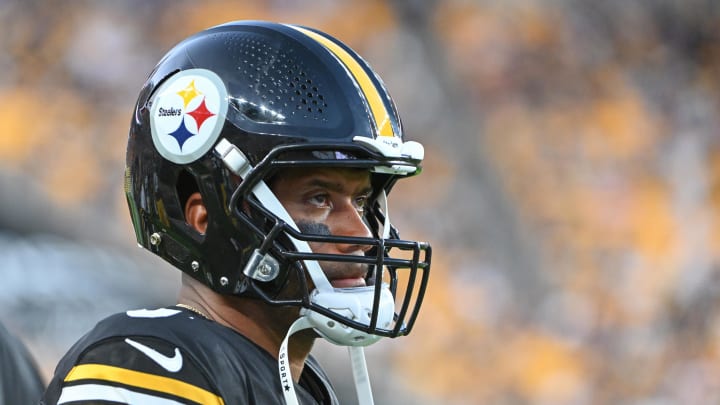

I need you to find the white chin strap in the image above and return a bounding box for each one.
[215,138,401,405]
[279,318,376,405]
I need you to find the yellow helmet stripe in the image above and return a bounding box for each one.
[65,363,225,405]
[290,26,395,138]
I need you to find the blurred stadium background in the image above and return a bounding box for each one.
[1,0,719,404]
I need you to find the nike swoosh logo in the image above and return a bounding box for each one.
[124,338,183,373]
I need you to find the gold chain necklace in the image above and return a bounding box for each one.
[176,303,209,319]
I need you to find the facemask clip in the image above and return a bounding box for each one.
[243,250,280,282]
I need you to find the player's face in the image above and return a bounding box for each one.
[271,167,374,288]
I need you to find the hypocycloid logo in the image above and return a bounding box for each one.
[150,69,228,164]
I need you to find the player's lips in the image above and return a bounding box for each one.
[323,261,369,288]
[330,277,367,288]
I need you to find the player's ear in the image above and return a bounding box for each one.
[185,192,208,234]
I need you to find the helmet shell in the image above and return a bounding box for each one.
[125,21,406,294]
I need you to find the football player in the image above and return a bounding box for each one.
[43,20,431,405]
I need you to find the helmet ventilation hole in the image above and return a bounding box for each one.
[222,32,330,122]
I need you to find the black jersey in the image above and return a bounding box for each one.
[41,306,339,404]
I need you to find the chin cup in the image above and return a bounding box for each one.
[303,286,395,346]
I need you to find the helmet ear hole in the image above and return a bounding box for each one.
[177,169,200,220]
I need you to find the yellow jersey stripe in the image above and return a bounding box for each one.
[65,363,225,405]
[290,25,395,137]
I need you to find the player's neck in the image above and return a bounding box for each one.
[177,278,314,382]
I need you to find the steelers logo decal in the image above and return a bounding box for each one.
[150,69,228,164]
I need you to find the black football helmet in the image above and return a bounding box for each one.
[124,20,431,343]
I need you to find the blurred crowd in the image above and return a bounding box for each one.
[1,1,719,404]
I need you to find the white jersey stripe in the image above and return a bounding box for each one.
[58,383,187,405]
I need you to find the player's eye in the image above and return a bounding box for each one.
[308,193,331,208]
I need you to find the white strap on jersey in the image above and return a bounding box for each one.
[278,317,312,405]
[280,318,375,405]
[349,346,374,405]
